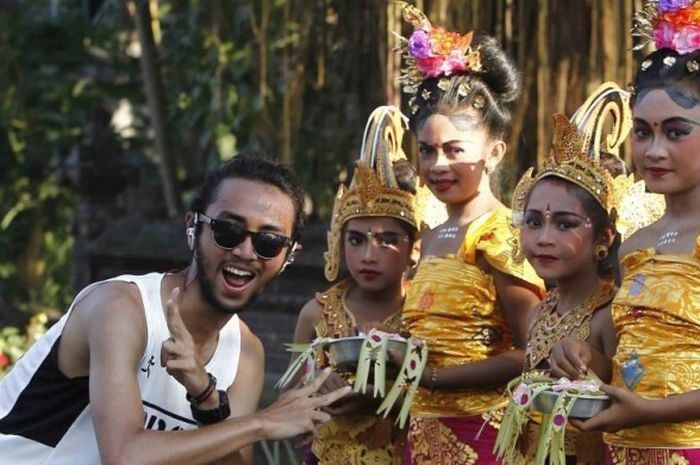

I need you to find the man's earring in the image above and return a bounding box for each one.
[594,244,608,260]
[278,243,298,275]
[186,227,195,250]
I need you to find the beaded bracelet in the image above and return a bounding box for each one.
[186,372,217,407]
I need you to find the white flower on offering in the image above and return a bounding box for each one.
[550,377,600,393]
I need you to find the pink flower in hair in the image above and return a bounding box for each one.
[416,55,446,78]
[654,20,677,49]
[442,49,469,75]
[674,25,700,54]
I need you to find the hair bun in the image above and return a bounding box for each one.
[473,34,521,105]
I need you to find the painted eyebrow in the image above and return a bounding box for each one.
[345,229,366,235]
[345,228,403,235]
[663,116,700,125]
[524,209,588,219]
[216,211,286,234]
[634,116,700,126]
[417,139,471,146]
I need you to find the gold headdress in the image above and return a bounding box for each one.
[512,82,664,249]
[512,82,632,220]
[395,1,484,107]
[324,106,419,281]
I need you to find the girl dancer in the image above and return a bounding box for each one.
[499,83,634,465]
[396,3,545,463]
[292,106,418,464]
[551,2,700,462]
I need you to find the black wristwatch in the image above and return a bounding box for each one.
[190,389,231,425]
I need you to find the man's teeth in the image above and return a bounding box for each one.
[223,266,253,277]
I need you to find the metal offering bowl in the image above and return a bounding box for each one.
[326,336,407,375]
[532,390,611,419]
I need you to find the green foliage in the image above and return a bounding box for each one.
[156,1,257,182]
[0,1,136,316]
[0,313,48,379]
[0,0,391,321]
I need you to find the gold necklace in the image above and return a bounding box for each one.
[525,280,617,371]
[319,280,403,338]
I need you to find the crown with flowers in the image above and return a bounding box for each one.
[395,1,484,113]
[633,0,700,55]
[512,83,633,224]
[324,106,419,282]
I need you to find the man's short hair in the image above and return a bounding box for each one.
[190,152,305,241]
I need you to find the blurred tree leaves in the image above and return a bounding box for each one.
[0,0,642,323]
[0,0,134,317]
[0,0,385,321]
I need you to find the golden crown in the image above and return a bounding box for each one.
[324,106,419,282]
[512,82,633,219]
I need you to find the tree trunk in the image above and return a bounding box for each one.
[125,0,182,216]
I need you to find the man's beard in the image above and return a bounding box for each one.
[194,245,258,315]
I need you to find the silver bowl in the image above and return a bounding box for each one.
[531,390,610,419]
[326,336,407,375]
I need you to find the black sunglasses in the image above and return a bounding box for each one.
[195,212,295,260]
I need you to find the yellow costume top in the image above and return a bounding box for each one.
[312,279,404,465]
[511,282,617,465]
[606,236,700,448]
[402,207,545,416]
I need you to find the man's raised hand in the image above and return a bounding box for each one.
[160,287,209,397]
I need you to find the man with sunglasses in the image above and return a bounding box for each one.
[0,153,350,465]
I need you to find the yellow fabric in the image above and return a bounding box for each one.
[605,237,700,448]
[312,279,404,465]
[511,284,614,464]
[403,207,545,416]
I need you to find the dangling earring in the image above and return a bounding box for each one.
[278,244,298,276]
[594,244,608,260]
[186,227,195,250]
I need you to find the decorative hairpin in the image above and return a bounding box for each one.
[395,1,484,95]
[632,0,700,54]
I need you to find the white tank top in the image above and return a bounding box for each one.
[0,273,241,465]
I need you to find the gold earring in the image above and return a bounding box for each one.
[594,245,608,260]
